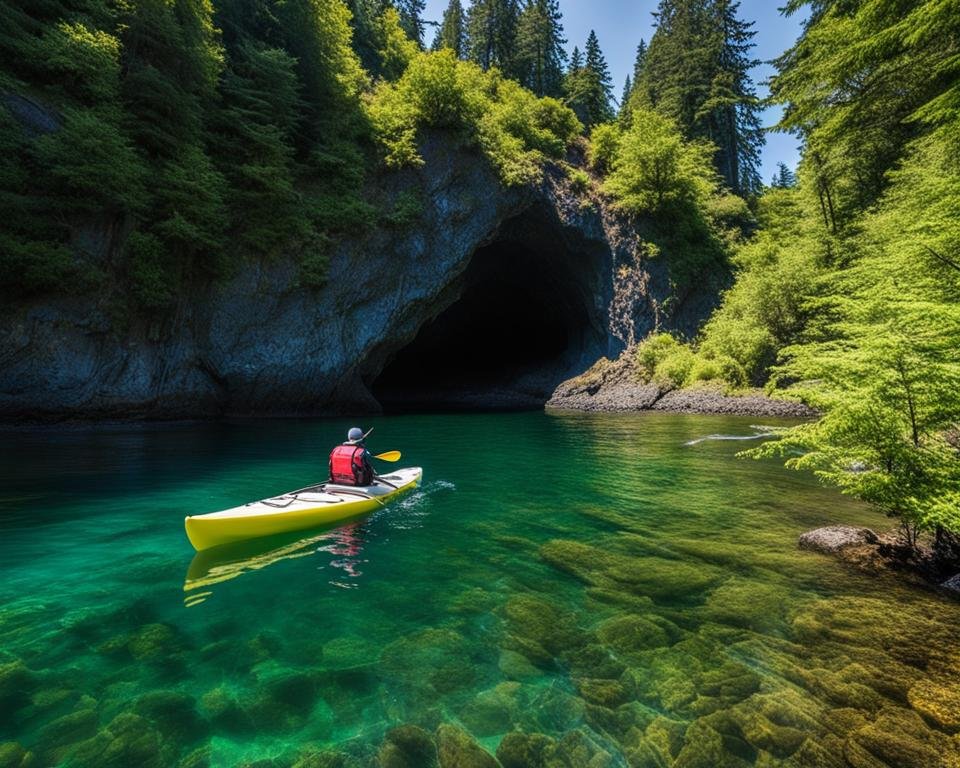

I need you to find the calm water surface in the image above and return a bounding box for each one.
[2,412,959,767]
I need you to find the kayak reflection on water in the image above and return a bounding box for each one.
[183,521,371,606]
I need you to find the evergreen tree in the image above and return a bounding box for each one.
[634,0,764,195]
[619,75,632,117]
[633,39,648,82]
[514,0,567,97]
[577,29,614,127]
[395,0,426,46]
[465,0,518,73]
[770,162,796,188]
[432,0,467,57]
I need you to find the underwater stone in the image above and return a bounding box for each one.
[596,615,669,653]
[322,636,379,670]
[673,719,751,768]
[436,724,500,768]
[459,683,521,736]
[36,707,99,751]
[377,724,438,768]
[702,578,791,633]
[541,728,615,768]
[0,742,34,768]
[178,745,212,768]
[501,595,582,656]
[498,650,540,681]
[495,732,554,768]
[0,660,37,715]
[127,623,181,660]
[907,678,960,732]
[133,690,203,744]
[565,643,626,681]
[65,712,167,768]
[844,706,960,768]
[381,628,478,696]
[575,678,631,709]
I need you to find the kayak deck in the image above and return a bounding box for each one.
[184,467,422,551]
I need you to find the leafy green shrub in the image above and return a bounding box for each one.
[604,108,717,214]
[654,344,696,388]
[299,235,332,289]
[587,122,620,173]
[367,49,581,185]
[127,232,172,309]
[384,190,424,228]
[568,168,590,194]
[636,333,682,380]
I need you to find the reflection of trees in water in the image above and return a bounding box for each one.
[317,523,368,588]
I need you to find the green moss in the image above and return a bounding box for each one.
[435,724,499,768]
[495,732,554,768]
[596,615,670,654]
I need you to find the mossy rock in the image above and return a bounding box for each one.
[0,742,34,768]
[178,745,212,768]
[247,631,284,662]
[843,705,960,768]
[381,628,478,696]
[501,595,583,656]
[521,685,586,733]
[322,636,379,671]
[448,588,499,615]
[907,678,960,732]
[596,615,669,654]
[200,686,247,729]
[673,719,752,768]
[36,707,99,753]
[435,724,500,768]
[133,690,203,744]
[65,713,168,768]
[575,678,631,708]
[702,578,792,633]
[128,623,177,659]
[0,660,37,715]
[498,650,540,681]
[495,732,554,768]
[541,728,615,768]
[459,683,521,736]
[378,724,437,768]
[604,556,724,600]
[292,750,359,768]
[243,670,321,732]
[643,715,687,762]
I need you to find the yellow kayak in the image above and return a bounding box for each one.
[184,467,423,551]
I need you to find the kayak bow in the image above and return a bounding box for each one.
[184,467,423,551]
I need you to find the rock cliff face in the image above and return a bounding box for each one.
[0,135,721,420]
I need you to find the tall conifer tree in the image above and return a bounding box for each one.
[432,0,467,57]
[466,0,518,72]
[514,0,567,96]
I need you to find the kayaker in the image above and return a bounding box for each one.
[328,427,375,486]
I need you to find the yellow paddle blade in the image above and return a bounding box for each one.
[373,450,401,462]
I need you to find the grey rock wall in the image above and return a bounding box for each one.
[0,136,720,420]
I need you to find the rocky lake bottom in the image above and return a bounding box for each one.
[1,412,959,768]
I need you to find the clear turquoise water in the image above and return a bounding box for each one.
[2,412,959,767]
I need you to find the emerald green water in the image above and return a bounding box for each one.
[2,412,959,767]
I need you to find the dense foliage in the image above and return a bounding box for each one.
[660,0,960,546]
[0,0,583,303]
[627,0,764,196]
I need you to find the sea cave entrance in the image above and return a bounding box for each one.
[371,231,605,412]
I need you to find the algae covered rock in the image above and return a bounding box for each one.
[322,636,379,671]
[495,732,554,768]
[702,578,791,633]
[378,724,437,768]
[0,660,37,715]
[381,628,479,696]
[459,683,521,736]
[843,705,960,768]
[907,678,960,732]
[133,690,203,745]
[498,650,540,681]
[65,712,168,768]
[541,728,615,767]
[0,742,34,768]
[435,724,500,768]
[595,614,669,654]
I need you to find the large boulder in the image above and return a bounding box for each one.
[798,526,878,555]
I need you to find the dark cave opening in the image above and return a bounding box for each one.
[371,237,601,412]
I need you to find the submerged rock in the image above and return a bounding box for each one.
[0,742,34,768]
[495,732,555,768]
[435,724,500,768]
[595,614,669,654]
[378,724,437,768]
[907,679,960,732]
[799,526,878,555]
[843,706,960,768]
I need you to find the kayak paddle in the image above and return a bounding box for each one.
[373,451,402,462]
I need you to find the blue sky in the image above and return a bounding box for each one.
[421,0,806,182]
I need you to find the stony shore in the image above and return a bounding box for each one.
[799,525,960,595]
[546,353,817,418]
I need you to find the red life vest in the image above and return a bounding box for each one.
[329,444,370,486]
